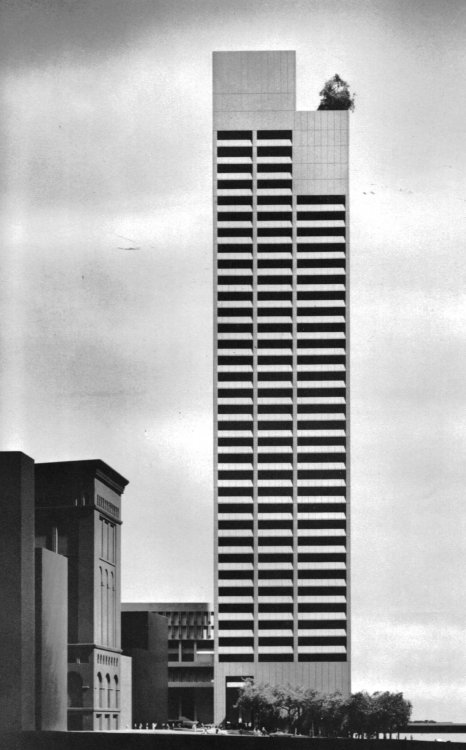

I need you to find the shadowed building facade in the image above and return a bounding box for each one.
[213,51,350,722]
[0,452,36,731]
[121,609,169,725]
[35,460,131,731]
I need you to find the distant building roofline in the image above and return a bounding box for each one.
[122,602,213,611]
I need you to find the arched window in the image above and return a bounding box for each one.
[97,672,104,708]
[114,675,119,709]
[106,673,112,708]
[68,672,83,708]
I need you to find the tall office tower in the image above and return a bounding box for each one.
[213,51,350,722]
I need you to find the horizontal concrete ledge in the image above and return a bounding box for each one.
[5,734,466,750]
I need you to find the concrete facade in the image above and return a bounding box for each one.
[35,460,129,731]
[122,603,214,723]
[35,547,68,730]
[0,452,36,731]
[121,610,168,724]
[119,655,133,730]
[213,51,350,722]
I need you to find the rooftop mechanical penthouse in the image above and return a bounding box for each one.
[213,51,350,723]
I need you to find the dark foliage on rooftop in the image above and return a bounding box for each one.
[318,74,356,111]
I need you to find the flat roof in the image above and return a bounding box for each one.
[36,459,129,493]
[122,602,213,612]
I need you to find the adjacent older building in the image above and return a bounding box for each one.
[0,452,36,732]
[213,51,350,722]
[122,602,214,723]
[35,460,131,731]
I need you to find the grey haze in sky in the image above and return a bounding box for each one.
[1,0,466,722]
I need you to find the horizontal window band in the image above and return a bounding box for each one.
[217,212,253,221]
[217,343,252,352]
[295,537,347,546]
[218,488,252,498]
[217,180,252,189]
[257,486,294,495]
[217,276,252,285]
[258,588,294,597]
[258,637,294,646]
[298,229,346,238]
[298,504,346,513]
[218,228,253,238]
[297,357,346,365]
[296,275,345,284]
[217,164,253,173]
[298,603,347,612]
[217,130,252,140]
[298,555,347,564]
[218,325,254,334]
[258,228,293,237]
[218,556,254,565]
[219,570,254,580]
[298,586,347,597]
[257,180,293,189]
[217,311,253,318]
[298,654,347,662]
[218,538,254,547]
[299,617,347,627]
[258,655,294,662]
[257,130,292,140]
[258,555,293,564]
[257,146,292,157]
[217,147,253,157]
[298,636,347,646]
[217,291,253,300]
[218,603,254,612]
[219,655,254,662]
[298,211,345,221]
[257,212,292,221]
[298,195,346,205]
[258,243,293,252]
[258,608,294,616]
[298,570,347,580]
[218,518,253,528]
[298,243,345,252]
[258,519,293,529]
[218,261,253,271]
[218,637,254,646]
[257,164,292,173]
[218,619,253,632]
[298,259,346,269]
[217,196,253,206]
[297,485,346,494]
[258,195,292,205]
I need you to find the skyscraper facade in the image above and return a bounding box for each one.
[213,51,350,722]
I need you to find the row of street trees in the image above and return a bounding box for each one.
[234,681,412,737]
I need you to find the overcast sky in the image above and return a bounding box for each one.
[1,0,466,722]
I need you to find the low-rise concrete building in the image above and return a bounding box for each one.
[122,602,214,723]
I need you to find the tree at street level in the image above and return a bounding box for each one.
[234,680,412,736]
